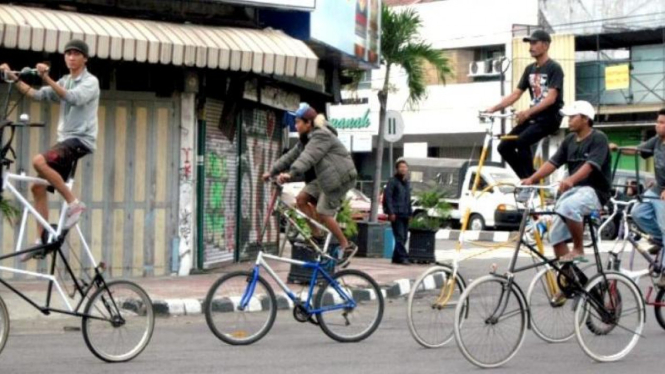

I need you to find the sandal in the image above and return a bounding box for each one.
[337,242,358,269]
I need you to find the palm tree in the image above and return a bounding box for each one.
[369,5,452,222]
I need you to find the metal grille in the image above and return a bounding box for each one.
[237,107,281,261]
[202,99,237,267]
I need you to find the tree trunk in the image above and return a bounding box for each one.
[369,64,391,222]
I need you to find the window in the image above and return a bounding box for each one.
[468,173,489,191]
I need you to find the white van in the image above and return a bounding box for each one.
[405,157,521,231]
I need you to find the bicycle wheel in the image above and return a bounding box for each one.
[654,287,665,330]
[82,280,155,362]
[407,265,466,348]
[454,275,527,369]
[204,270,277,345]
[575,272,644,362]
[527,267,575,343]
[315,269,384,343]
[0,296,9,356]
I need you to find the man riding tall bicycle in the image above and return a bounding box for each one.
[0,39,98,261]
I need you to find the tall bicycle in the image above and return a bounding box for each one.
[407,110,519,348]
[454,184,645,368]
[0,69,154,362]
[204,179,384,345]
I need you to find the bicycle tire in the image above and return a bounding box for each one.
[82,280,155,362]
[315,269,384,343]
[575,271,644,362]
[527,267,576,343]
[454,275,527,369]
[654,287,665,330]
[204,271,277,345]
[407,264,466,348]
[0,295,9,356]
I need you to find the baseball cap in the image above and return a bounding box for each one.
[288,102,317,121]
[560,101,596,119]
[523,30,552,43]
[64,39,89,57]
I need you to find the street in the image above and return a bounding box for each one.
[1,246,662,374]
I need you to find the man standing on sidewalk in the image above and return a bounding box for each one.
[384,158,413,265]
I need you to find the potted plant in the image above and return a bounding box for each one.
[408,188,451,263]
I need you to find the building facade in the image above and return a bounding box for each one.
[0,0,377,277]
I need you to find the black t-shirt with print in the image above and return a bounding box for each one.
[549,129,612,205]
[517,59,565,125]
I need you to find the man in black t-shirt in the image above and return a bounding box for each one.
[485,30,564,180]
[523,101,611,263]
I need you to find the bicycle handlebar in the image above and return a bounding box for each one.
[1,67,48,83]
[478,108,516,121]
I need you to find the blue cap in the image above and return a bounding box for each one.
[288,102,317,120]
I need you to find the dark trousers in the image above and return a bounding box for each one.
[497,119,559,179]
[391,217,410,262]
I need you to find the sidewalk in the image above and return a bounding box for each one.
[0,246,431,320]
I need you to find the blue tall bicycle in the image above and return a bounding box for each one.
[204,180,384,345]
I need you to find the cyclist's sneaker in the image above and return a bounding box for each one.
[337,242,358,268]
[64,201,86,229]
[20,238,44,262]
[515,188,533,203]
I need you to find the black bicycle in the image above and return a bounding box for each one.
[0,68,154,362]
[453,184,645,368]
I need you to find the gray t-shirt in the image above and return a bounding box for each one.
[32,69,100,151]
[638,136,665,194]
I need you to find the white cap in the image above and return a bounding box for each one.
[560,100,595,120]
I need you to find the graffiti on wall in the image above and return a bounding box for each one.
[203,106,281,264]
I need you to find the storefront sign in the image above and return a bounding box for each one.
[311,0,381,66]
[326,103,379,134]
[605,64,630,90]
[217,0,315,10]
[244,79,301,111]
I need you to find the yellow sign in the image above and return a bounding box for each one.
[605,64,630,90]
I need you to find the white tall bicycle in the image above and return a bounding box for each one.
[0,68,154,362]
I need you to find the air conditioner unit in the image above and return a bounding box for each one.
[489,58,504,76]
[468,61,489,77]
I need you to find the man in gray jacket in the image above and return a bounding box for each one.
[264,103,358,266]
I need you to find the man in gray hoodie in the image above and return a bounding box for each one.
[264,103,358,266]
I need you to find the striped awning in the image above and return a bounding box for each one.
[0,5,318,78]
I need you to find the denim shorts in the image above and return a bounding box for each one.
[549,186,601,246]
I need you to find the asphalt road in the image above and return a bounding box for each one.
[1,252,663,374]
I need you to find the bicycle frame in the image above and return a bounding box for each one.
[239,251,355,315]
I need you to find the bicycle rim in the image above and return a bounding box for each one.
[575,272,644,362]
[0,296,8,356]
[205,271,276,345]
[407,266,465,348]
[527,268,575,343]
[454,275,527,368]
[316,269,384,343]
[82,280,155,362]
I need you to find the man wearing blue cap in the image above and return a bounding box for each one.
[1,39,99,261]
[264,103,359,266]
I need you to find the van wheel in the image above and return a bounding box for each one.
[469,214,486,231]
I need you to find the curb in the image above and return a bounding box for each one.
[152,277,417,317]
[435,229,518,242]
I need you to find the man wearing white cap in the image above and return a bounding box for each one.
[523,100,611,263]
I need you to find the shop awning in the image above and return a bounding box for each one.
[0,5,318,78]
